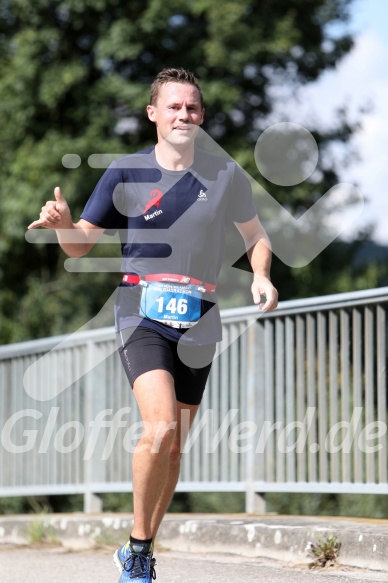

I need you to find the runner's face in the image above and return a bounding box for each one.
[147,82,204,147]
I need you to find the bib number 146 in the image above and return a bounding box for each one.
[155,296,188,315]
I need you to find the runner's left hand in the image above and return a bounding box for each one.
[251,275,278,312]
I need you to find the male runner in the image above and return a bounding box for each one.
[28,68,278,582]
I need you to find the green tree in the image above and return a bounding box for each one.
[0,0,383,343]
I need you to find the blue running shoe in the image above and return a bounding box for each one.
[113,541,156,582]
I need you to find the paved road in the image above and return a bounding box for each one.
[1,547,388,583]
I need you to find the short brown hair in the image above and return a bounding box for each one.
[150,68,204,108]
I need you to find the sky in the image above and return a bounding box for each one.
[284,0,388,244]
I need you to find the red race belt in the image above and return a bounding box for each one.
[122,273,216,293]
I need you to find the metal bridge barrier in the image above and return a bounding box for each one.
[0,287,387,512]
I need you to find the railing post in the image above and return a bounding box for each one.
[245,318,267,514]
[84,491,103,513]
[83,340,105,513]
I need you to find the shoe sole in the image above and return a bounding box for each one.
[113,549,124,573]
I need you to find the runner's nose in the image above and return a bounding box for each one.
[179,107,189,121]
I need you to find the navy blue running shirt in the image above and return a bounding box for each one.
[80,145,257,345]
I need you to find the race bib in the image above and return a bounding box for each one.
[139,282,202,328]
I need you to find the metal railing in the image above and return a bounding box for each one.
[0,287,387,512]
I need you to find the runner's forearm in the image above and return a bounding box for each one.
[247,235,272,279]
[55,221,97,258]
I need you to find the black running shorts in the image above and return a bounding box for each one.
[117,326,216,405]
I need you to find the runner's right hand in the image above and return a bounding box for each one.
[28,187,72,230]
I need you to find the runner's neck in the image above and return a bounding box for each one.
[154,142,194,171]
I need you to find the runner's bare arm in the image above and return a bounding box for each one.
[27,186,104,258]
[235,216,278,312]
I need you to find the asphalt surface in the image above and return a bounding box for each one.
[1,547,388,583]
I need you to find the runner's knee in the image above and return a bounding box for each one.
[139,419,177,454]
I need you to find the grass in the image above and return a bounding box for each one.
[93,532,125,548]
[26,498,60,545]
[306,535,341,569]
[27,518,59,545]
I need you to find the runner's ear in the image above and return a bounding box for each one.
[147,105,156,122]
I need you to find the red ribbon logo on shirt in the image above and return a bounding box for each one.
[143,189,163,214]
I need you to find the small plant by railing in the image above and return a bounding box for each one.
[306,535,341,568]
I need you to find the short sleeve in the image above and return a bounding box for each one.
[226,163,257,223]
[80,163,127,231]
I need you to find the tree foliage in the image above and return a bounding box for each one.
[0,0,385,343]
